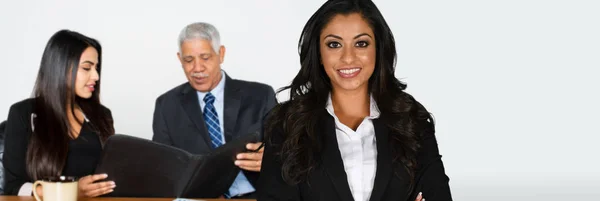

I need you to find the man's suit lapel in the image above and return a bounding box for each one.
[180,84,212,149]
[321,114,355,201]
[223,74,241,142]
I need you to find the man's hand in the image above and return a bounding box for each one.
[234,142,264,172]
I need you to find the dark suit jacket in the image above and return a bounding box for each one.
[152,74,277,188]
[257,110,452,201]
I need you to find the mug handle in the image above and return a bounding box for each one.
[32,181,43,201]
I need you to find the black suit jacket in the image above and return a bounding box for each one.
[257,110,452,201]
[152,74,277,188]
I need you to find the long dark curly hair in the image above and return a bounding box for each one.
[264,0,434,185]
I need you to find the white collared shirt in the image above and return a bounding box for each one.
[325,94,380,201]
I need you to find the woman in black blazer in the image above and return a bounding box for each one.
[257,0,452,201]
[3,30,116,197]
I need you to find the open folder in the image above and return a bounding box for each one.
[93,132,262,198]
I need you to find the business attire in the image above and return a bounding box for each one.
[2,98,112,195]
[257,95,452,201]
[152,71,277,198]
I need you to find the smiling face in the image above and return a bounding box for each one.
[320,13,376,94]
[74,47,100,99]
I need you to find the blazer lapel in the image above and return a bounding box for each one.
[321,114,355,201]
[223,74,241,142]
[368,118,393,201]
[180,84,212,149]
[369,118,411,201]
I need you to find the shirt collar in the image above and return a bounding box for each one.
[196,70,226,102]
[325,93,381,119]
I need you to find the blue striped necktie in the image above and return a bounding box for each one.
[203,93,223,148]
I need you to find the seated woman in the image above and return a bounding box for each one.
[257,0,452,201]
[3,30,116,198]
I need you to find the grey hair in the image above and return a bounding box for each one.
[178,22,221,54]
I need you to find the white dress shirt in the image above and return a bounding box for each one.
[325,94,380,201]
[196,71,255,197]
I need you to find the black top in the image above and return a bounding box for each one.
[61,121,102,177]
[2,98,110,195]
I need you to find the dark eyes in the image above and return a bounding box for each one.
[356,41,369,47]
[327,42,342,48]
[326,41,370,48]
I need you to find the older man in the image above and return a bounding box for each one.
[152,22,277,199]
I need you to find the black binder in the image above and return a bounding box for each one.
[93,132,261,198]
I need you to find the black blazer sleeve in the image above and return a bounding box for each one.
[3,103,33,195]
[256,122,302,201]
[411,118,453,201]
[152,96,173,146]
